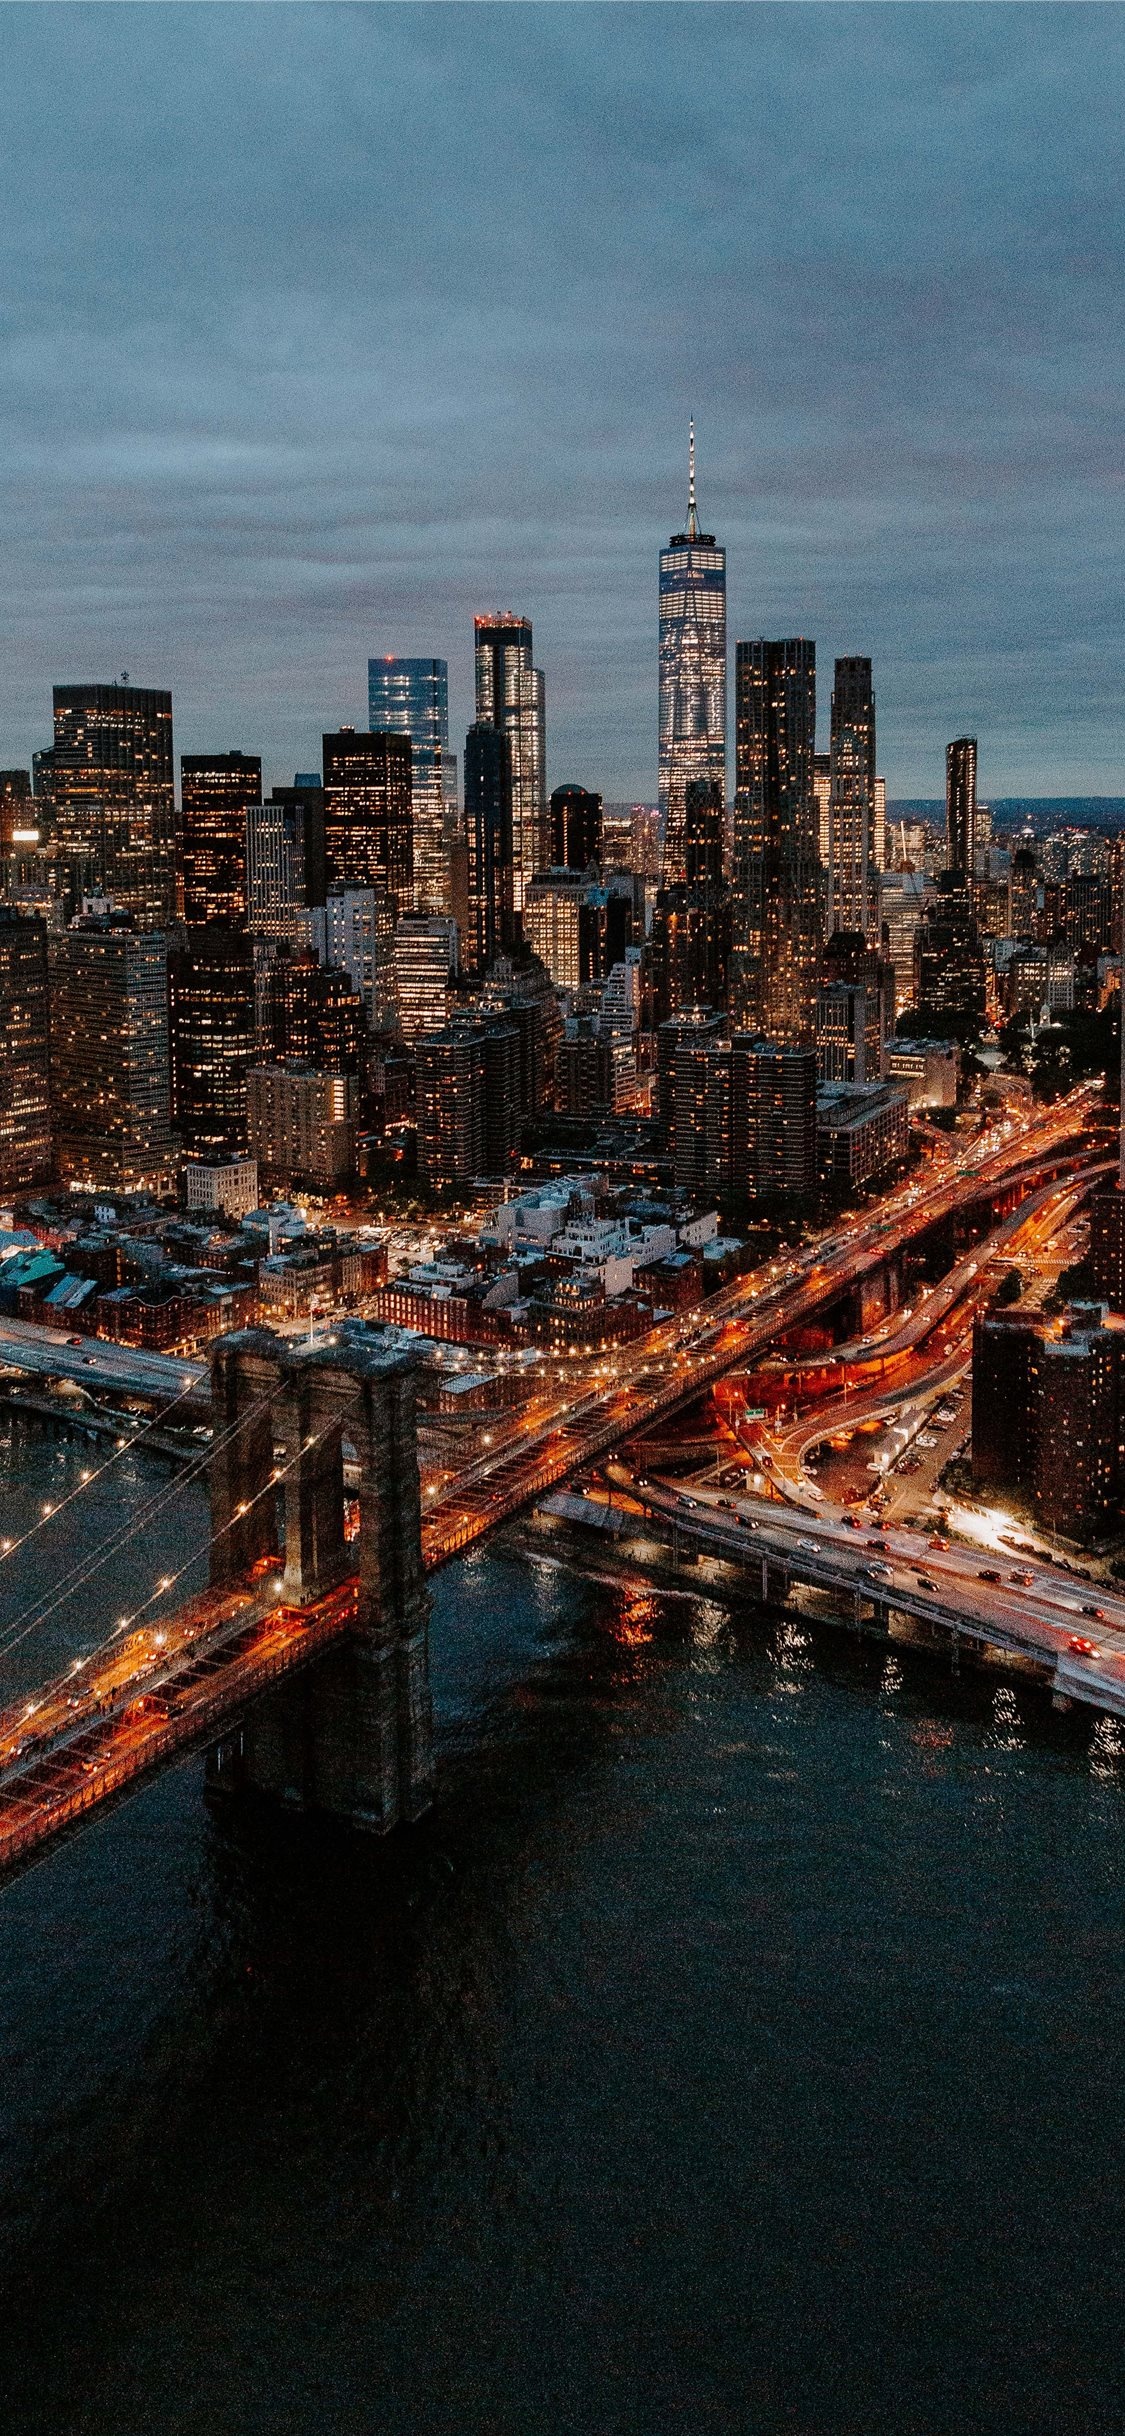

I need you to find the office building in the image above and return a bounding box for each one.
[827,658,876,943]
[474,614,546,912]
[731,638,820,1040]
[168,926,255,1155]
[179,751,259,928]
[261,946,365,1075]
[816,1079,909,1190]
[946,738,979,879]
[0,908,51,1190]
[183,1154,259,1221]
[391,916,459,1042]
[46,683,176,928]
[323,729,413,916]
[0,771,33,854]
[525,869,591,989]
[914,872,986,1032]
[659,426,726,883]
[885,1038,959,1110]
[465,721,515,972]
[247,1066,356,1193]
[368,656,450,916]
[416,1020,520,1189]
[550,785,602,873]
[49,910,175,1193]
[305,887,391,1028]
[247,781,326,938]
[879,867,935,1011]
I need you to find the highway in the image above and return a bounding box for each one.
[0,1314,206,1403]
[628,1479,1125,1718]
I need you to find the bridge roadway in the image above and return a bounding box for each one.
[0,1086,1103,1876]
[0,1313,206,1403]
[628,1481,1125,1719]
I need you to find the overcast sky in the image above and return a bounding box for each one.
[0,2,1122,801]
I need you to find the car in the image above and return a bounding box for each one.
[717,1498,734,1511]
[929,1535,950,1552]
[797,1538,817,1552]
[915,1575,938,1591]
[66,1335,83,1348]
[978,1568,1003,1584]
[867,1538,891,1553]
[1067,1635,1098,1658]
[1009,1571,1035,1589]
[843,1514,862,1530]
[866,1562,894,1582]
[1082,1604,1107,1621]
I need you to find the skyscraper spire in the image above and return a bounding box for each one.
[687,419,698,540]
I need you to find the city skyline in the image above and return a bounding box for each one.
[0,8,1123,796]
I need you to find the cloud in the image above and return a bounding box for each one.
[0,3,1121,794]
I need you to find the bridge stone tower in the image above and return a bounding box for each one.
[207,1324,433,1831]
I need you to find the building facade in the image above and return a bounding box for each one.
[0,907,51,1190]
[49,912,175,1193]
[47,683,176,928]
[367,656,451,917]
[731,638,820,1041]
[474,615,546,914]
[658,427,726,884]
[179,750,259,928]
[322,729,413,917]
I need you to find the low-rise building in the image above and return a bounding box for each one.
[884,1038,959,1110]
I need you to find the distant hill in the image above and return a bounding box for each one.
[888,798,1125,835]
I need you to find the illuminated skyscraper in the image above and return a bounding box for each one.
[367,657,450,916]
[474,615,546,914]
[46,683,176,928]
[168,924,255,1154]
[322,729,413,917]
[180,750,260,928]
[464,721,515,973]
[658,425,726,883]
[826,658,877,944]
[48,910,175,1193]
[0,908,50,1189]
[731,639,820,1041]
[946,737,979,878]
[247,780,326,939]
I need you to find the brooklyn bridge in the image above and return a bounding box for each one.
[0,1087,1112,1884]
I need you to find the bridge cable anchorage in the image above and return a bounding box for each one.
[0,1377,206,1569]
[0,1383,372,1756]
[0,1383,283,1669]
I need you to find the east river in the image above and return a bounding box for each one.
[1,1414,1125,2434]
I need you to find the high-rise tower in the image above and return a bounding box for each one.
[367,657,450,917]
[180,750,260,928]
[827,657,877,944]
[46,683,176,929]
[474,615,546,915]
[658,425,726,884]
[731,639,819,1041]
[946,738,979,879]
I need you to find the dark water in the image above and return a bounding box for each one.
[1,1419,1125,2435]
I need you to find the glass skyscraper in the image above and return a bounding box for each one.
[658,427,726,885]
[826,657,877,945]
[368,656,450,916]
[732,637,820,1042]
[474,615,546,916]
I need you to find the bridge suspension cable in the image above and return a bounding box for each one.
[0,1385,280,1669]
[0,1378,369,1691]
[0,1377,207,1571]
